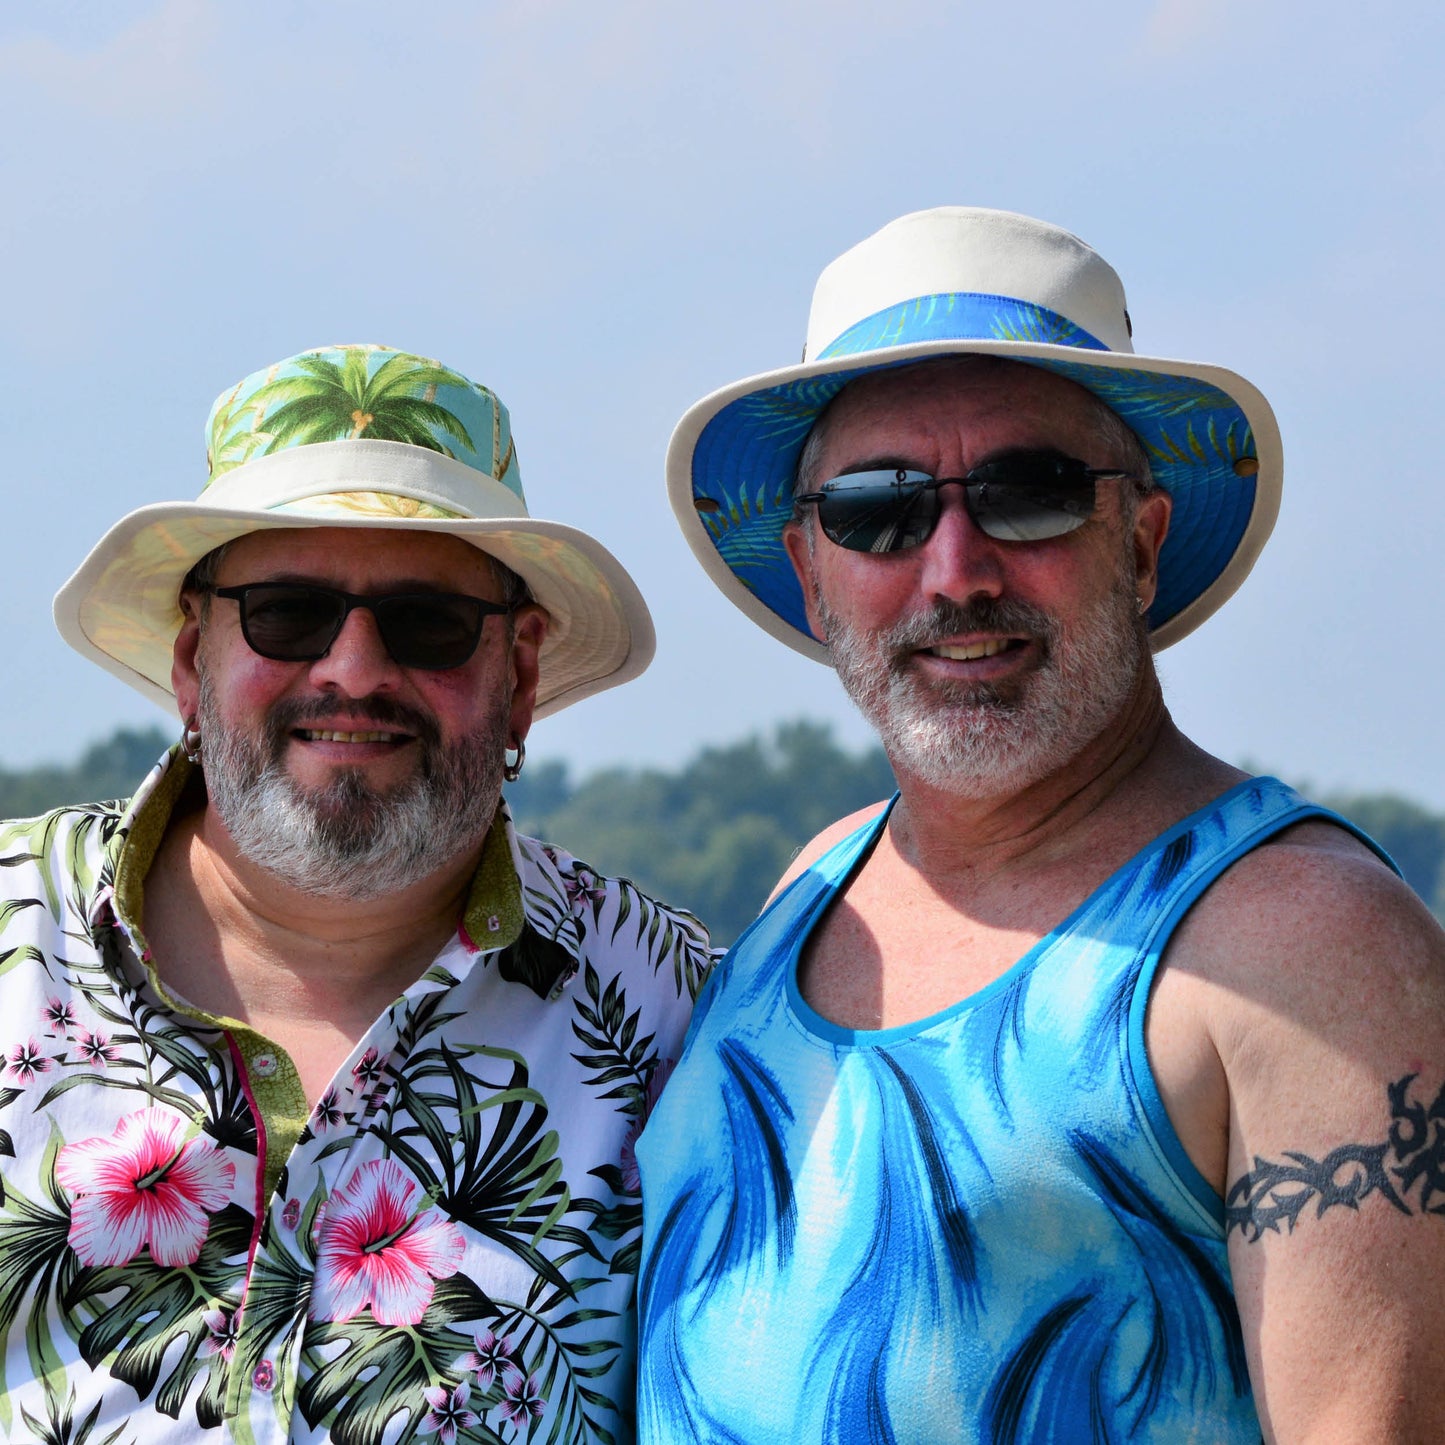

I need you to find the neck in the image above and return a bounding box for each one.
[886,670,1239,881]
[144,802,488,1029]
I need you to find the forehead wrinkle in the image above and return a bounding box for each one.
[818,366,1112,476]
[218,527,500,595]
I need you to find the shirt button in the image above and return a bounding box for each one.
[252,1053,278,1079]
[252,1360,275,1391]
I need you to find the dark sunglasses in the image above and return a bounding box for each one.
[209,583,513,671]
[794,451,1135,553]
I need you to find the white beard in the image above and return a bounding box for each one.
[817,562,1147,797]
[196,669,507,901]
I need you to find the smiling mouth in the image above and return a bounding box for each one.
[926,638,1023,662]
[293,728,412,744]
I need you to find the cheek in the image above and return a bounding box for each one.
[815,554,922,625]
[197,630,306,717]
[414,659,511,730]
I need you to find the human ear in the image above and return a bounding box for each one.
[1131,490,1172,614]
[171,592,204,722]
[782,521,827,644]
[505,604,549,743]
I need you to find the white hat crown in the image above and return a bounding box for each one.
[806,207,1135,361]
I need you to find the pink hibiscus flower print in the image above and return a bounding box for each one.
[311,1158,464,1327]
[6,1040,53,1086]
[564,865,607,917]
[456,1328,515,1388]
[352,1048,385,1089]
[73,1029,119,1069]
[419,1381,478,1443]
[42,998,77,1035]
[313,1088,344,1131]
[199,1307,238,1360]
[498,1368,546,1425]
[55,1109,236,1267]
[350,1048,388,1114]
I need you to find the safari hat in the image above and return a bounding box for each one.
[55,344,654,719]
[668,206,1282,657]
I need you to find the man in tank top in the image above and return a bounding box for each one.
[638,208,1445,1441]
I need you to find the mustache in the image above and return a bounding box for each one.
[877,597,1060,653]
[263,694,443,750]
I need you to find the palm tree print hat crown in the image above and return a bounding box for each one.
[55,344,654,717]
[668,206,1282,657]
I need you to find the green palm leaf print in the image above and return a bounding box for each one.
[63,1203,252,1426]
[209,349,483,474]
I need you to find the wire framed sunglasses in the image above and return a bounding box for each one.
[794,451,1136,553]
[208,583,514,671]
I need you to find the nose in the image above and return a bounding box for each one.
[915,484,1006,604]
[305,602,403,697]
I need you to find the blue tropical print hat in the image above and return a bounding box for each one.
[667,207,1283,657]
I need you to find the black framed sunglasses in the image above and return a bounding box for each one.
[794,451,1135,553]
[209,583,513,671]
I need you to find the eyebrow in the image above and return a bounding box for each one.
[234,573,478,594]
[827,456,920,477]
[824,445,1080,480]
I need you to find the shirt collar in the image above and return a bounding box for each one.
[99,746,526,959]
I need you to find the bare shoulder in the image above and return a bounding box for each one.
[1169,817,1444,1013]
[765,801,890,904]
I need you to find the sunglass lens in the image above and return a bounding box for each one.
[373,595,485,670]
[817,470,938,553]
[239,586,346,660]
[968,457,1096,542]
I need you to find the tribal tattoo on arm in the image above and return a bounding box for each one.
[1226,1073,1445,1242]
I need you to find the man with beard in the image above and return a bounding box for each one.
[636,209,1445,1441]
[0,345,713,1443]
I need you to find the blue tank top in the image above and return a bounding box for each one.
[636,777,1386,1443]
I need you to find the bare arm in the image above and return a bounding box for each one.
[1190,835,1445,1442]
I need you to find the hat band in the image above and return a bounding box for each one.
[816,291,1111,363]
[200,438,530,521]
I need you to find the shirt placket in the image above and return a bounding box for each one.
[226,1000,421,1442]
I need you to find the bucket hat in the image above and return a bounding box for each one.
[56,344,654,718]
[667,206,1282,656]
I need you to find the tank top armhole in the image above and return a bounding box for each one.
[1122,787,1396,1232]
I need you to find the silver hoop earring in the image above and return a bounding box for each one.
[180,719,203,764]
[503,735,525,783]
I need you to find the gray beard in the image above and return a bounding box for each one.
[817,565,1147,797]
[197,669,508,901]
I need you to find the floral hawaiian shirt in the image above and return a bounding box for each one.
[0,749,712,1445]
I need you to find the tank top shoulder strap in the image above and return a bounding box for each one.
[691,800,897,1022]
[1128,775,1395,962]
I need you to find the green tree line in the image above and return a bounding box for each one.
[2,723,1442,944]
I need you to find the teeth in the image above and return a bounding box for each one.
[298,729,398,743]
[931,639,1012,662]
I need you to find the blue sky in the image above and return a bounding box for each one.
[3,0,1442,807]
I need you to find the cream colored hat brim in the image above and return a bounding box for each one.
[55,441,654,719]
